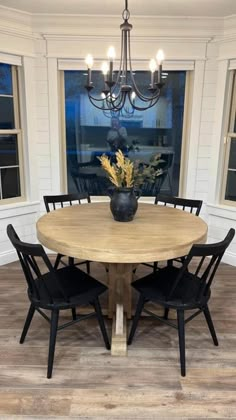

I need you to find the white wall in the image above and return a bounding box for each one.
[0,7,236,265]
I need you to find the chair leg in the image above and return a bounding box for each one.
[153,261,158,272]
[164,308,169,320]
[68,257,74,266]
[177,309,186,377]
[93,298,110,350]
[86,260,90,274]
[20,303,35,344]
[127,295,145,345]
[203,305,218,346]
[54,253,62,269]
[71,308,77,320]
[47,309,59,379]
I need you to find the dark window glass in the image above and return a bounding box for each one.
[0,97,15,129]
[0,63,13,95]
[0,135,18,167]
[225,139,236,202]
[64,70,186,197]
[228,139,236,169]
[225,170,236,201]
[1,167,21,199]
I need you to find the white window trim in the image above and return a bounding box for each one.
[58,59,194,72]
[0,53,22,67]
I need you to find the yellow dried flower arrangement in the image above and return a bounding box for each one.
[98,149,163,189]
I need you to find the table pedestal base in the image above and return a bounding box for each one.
[107,263,136,356]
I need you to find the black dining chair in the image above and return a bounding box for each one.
[7,224,110,379]
[142,195,203,273]
[43,193,91,274]
[128,228,235,377]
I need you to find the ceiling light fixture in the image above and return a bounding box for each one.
[84,0,165,112]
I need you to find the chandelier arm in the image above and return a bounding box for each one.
[123,103,134,116]
[106,94,127,112]
[107,91,127,110]
[87,90,112,103]
[111,29,124,90]
[127,31,162,102]
[127,92,160,111]
[87,91,125,111]
[88,96,122,112]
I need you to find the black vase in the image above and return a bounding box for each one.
[109,187,138,222]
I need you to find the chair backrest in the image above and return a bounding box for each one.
[43,192,91,213]
[154,194,202,216]
[7,224,69,306]
[168,228,235,303]
[141,171,168,197]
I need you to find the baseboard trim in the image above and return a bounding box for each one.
[0,249,17,266]
[222,250,236,267]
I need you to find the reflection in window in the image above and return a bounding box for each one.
[64,70,186,197]
[1,167,21,199]
[0,63,23,202]
[0,63,13,95]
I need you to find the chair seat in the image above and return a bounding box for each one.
[31,266,107,309]
[132,266,210,309]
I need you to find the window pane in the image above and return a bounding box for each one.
[1,167,21,199]
[0,97,15,129]
[225,170,236,201]
[0,63,13,95]
[0,135,19,167]
[228,139,236,169]
[64,70,186,196]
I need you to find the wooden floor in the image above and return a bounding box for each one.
[0,259,236,419]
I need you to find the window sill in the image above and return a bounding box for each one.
[0,201,40,219]
[207,203,236,220]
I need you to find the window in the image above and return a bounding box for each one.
[63,70,186,197]
[222,71,236,204]
[0,63,24,203]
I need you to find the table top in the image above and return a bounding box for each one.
[36,202,208,264]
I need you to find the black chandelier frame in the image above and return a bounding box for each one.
[84,0,165,112]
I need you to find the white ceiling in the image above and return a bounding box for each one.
[0,0,236,17]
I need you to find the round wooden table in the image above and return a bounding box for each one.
[37,202,208,356]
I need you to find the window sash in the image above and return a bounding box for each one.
[221,70,236,205]
[0,65,24,204]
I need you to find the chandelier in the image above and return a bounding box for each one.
[84,0,165,112]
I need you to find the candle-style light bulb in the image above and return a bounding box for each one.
[131,91,136,102]
[101,61,109,87]
[156,49,164,65]
[149,58,157,73]
[85,54,94,69]
[107,46,116,60]
[101,62,109,76]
